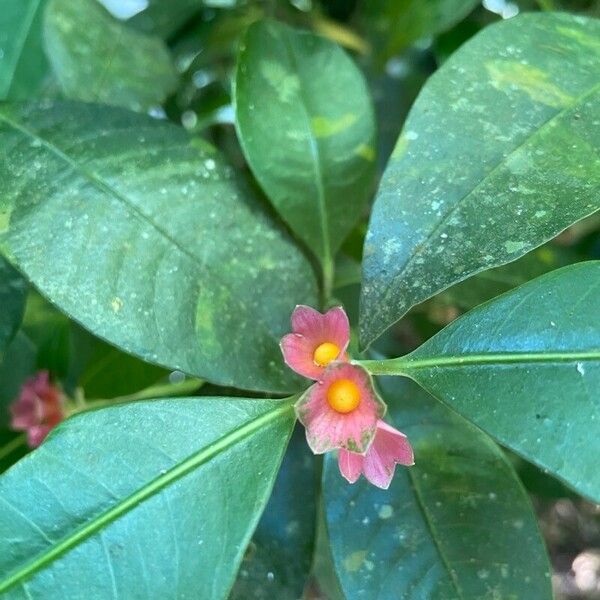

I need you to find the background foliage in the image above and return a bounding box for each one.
[0,0,599,599]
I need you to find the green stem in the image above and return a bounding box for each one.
[534,0,556,10]
[358,350,600,376]
[321,256,335,309]
[0,434,27,463]
[69,378,204,415]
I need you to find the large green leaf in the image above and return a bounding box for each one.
[234,20,376,284]
[362,262,600,501]
[361,13,600,347]
[0,0,49,100]
[0,102,317,393]
[324,377,551,599]
[362,0,480,60]
[0,396,295,598]
[230,426,316,599]
[0,256,27,357]
[44,0,178,111]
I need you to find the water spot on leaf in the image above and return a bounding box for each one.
[343,550,367,572]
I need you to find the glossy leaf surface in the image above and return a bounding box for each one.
[363,262,600,501]
[0,102,317,393]
[361,13,600,346]
[235,20,376,270]
[0,397,295,598]
[324,378,551,599]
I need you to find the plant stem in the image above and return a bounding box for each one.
[356,358,410,376]
[534,0,556,10]
[321,256,335,309]
[0,434,26,463]
[69,378,204,415]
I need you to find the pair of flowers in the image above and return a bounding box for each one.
[281,305,413,489]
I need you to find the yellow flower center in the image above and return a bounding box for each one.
[327,379,360,414]
[313,342,340,367]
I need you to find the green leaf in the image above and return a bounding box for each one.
[0,256,27,356]
[0,0,49,100]
[0,431,27,474]
[0,396,295,597]
[230,426,316,599]
[44,0,178,111]
[0,102,318,393]
[361,13,600,347]
[234,20,376,278]
[70,327,168,400]
[362,262,600,501]
[0,332,36,428]
[128,0,204,38]
[362,0,480,59]
[21,292,72,380]
[312,500,345,600]
[433,244,576,312]
[324,377,551,599]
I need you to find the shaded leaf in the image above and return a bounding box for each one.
[432,244,576,312]
[230,426,316,600]
[363,262,600,501]
[0,332,36,428]
[0,102,318,393]
[363,0,480,60]
[235,20,376,275]
[0,396,295,598]
[0,0,49,100]
[70,327,168,400]
[0,256,27,356]
[324,377,551,599]
[361,13,600,347]
[44,0,178,111]
[129,0,204,38]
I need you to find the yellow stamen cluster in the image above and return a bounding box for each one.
[327,379,361,414]
[313,342,340,367]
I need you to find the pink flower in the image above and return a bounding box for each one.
[10,371,65,448]
[280,305,350,380]
[338,419,414,489]
[294,362,385,454]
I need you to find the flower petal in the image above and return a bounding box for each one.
[280,333,323,380]
[27,425,52,448]
[10,371,64,448]
[362,420,414,489]
[290,305,324,337]
[321,306,350,351]
[338,449,363,483]
[295,363,385,454]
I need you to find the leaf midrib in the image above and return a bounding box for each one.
[0,400,294,593]
[280,32,332,268]
[406,468,465,600]
[0,108,284,350]
[361,349,600,375]
[371,79,600,341]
